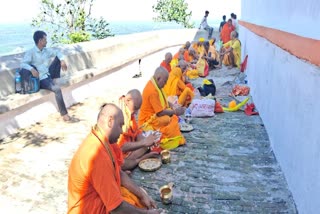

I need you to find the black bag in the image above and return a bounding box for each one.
[203,79,216,96]
[19,68,40,94]
[198,79,216,96]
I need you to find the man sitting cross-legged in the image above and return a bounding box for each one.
[163,60,195,107]
[68,103,159,213]
[217,31,241,69]
[138,67,186,151]
[117,89,161,171]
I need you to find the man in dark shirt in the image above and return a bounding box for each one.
[219,15,227,32]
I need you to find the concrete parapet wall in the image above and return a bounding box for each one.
[0,28,203,138]
[0,29,198,99]
[240,25,320,214]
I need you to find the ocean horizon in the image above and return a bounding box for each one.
[0,19,221,56]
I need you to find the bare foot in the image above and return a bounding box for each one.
[141,152,159,161]
[228,65,234,70]
[125,170,132,176]
[63,115,80,123]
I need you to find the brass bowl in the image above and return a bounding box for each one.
[160,150,171,164]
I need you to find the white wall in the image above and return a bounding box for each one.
[241,0,320,39]
[240,6,320,214]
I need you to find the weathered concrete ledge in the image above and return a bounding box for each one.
[0,29,207,139]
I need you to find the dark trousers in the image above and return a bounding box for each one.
[207,58,219,70]
[22,57,68,116]
[204,26,213,39]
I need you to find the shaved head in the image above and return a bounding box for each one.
[178,60,188,71]
[125,89,142,113]
[154,66,169,88]
[97,103,124,143]
[184,41,191,49]
[164,52,172,64]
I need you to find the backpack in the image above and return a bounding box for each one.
[19,68,40,94]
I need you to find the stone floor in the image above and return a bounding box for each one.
[0,46,297,213]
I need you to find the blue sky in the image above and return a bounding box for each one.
[0,0,241,23]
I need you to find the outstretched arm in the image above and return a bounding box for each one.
[121,134,157,153]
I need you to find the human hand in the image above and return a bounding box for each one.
[30,68,39,78]
[143,134,158,147]
[140,189,157,210]
[60,60,67,71]
[174,107,186,116]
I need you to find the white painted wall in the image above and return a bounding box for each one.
[241,0,320,39]
[239,23,320,214]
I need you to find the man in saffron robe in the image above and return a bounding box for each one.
[138,67,186,150]
[160,52,172,73]
[163,60,195,107]
[170,47,185,69]
[68,103,159,213]
[220,19,235,44]
[217,31,241,69]
[183,41,191,62]
[117,89,160,171]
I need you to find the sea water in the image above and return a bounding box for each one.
[0,20,220,56]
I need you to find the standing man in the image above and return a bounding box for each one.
[68,103,159,213]
[199,10,213,39]
[21,30,75,122]
[219,15,227,32]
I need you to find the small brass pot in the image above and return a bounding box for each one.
[160,150,171,164]
[159,182,174,205]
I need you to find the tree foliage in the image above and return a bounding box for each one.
[32,0,114,44]
[152,0,194,28]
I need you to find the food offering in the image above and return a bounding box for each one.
[138,158,162,172]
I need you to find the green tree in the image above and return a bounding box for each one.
[152,0,194,28]
[32,0,114,44]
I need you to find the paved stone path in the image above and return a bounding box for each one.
[0,46,297,213]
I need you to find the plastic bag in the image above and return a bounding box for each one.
[189,98,215,117]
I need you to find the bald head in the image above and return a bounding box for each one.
[154,66,169,88]
[164,52,172,64]
[125,89,142,113]
[184,41,191,50]
[97,103,124,143]
[178,60,188,71]
[231,31,238,39]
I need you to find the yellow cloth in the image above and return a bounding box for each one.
[138,79,185,149]
[170,58,179,70]
[151,77,168,108]
[121,187,145,208]
[163,67,194,107]
[208,45,220,61]
[203,79,212,85]
[199,37,205,42]
[223,39,241,68]
[198,45,206,57]
[186,69,199,79]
